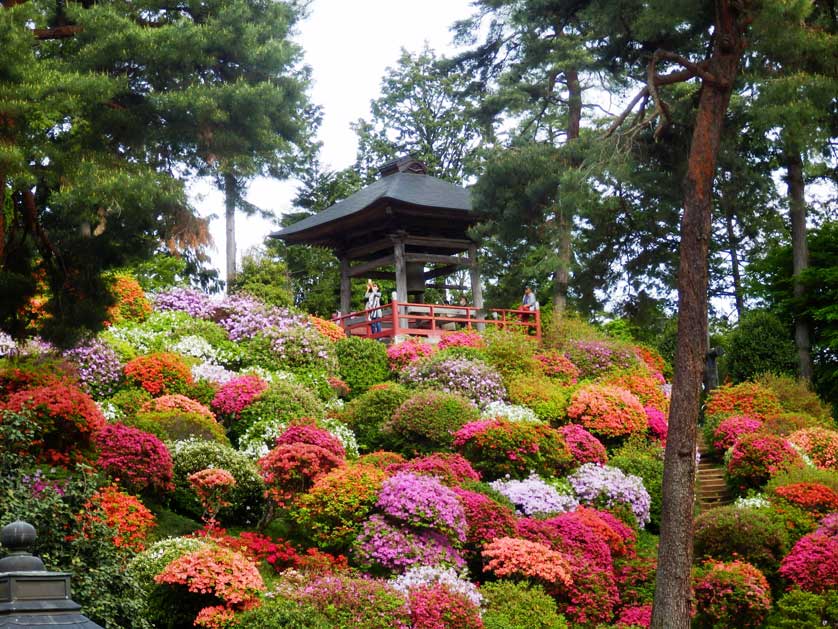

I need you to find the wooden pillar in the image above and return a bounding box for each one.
[468,245,485,331]
[339,255,351,315]
[393,237,408,330]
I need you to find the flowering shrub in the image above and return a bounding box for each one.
[309,315,346,341]
[482,536,572,588]
[454,419,574,480]
[392,565,481,609]
[124,352,192,396]
[602,371,669,414]
[489,473,579,516]
[291,463,387,551]
[2,383,106,464]
[387,338,437,371]
[568,463,651,527]
[692,560,772,629]
[210,374,268,421]
[480,400,540,423]
[400,356,505,408]
[141,393,215,420]
[780,515,838,593]
[505,374,570,423]
[633,344,667,378]
[188,468,237,526]
[63,339,123,398]
[155,546,265,625]
[771,482,838,517]
[564,340,640,379]
[726,433,805,493]
[85,484,156,552]
[616,605,652,629]
[191,362,235,386]
[152,287,216,318]
[95,423,173,494]
[377,472,467,541]
[387,390,479,454]
[713,415,763,453]
[644,407,668,444]
[353,514,465,573]
[277,421,347,459]
[573,506,635,559]
[408,583,484,629]
[534,350,580,384]
[388,453,480,485]
[215,293,305,341]
[106,274,152,325]
[0,331,16,358]
[439,330,484,350]
[268,324,339,374]
[451,487,518,548]
[233,378,324,446]
[127,536,211,595]
[704,381,783,422]
[565,384,647,441]
[259,441,345,508]
[559,424,608,466]
[787,427,838,470]
[761,412,819,436]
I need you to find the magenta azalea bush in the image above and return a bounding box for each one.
[211,375,268,420]
[559,424,607,466]
[387,338,436,371]
[713,415,763,453]
[644,406,668,444]
[376,472,467,542]
[779,514,838,593]
[726,433,805,493]
[95,423,173,494]
[387,453,481,485]
[692,560,772,629]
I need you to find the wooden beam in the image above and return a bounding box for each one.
[34,25,83,39]
[424,265,460,281]
[348,255,395,278]
[404,235,473,251]
[345,239,394,260]
[468,244,485,330]
[368,271,395,280]
[405,253,469,266]
[430,284,469,291]
[394,239,408,329]
[339,256,351,315]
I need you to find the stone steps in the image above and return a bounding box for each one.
[696,432,733,509]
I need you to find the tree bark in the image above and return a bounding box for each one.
[651,4,746,628]
[224,173,237,286]
[785,148,813,381]
[721,192,745,318]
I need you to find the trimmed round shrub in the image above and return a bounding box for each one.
[693,505,791,583]
[609,438,664,530]
[277,421,346,458]
[725,311,798,381]
[387,452,480,485]
[338,383,411,452]
[451,487,518,549]
[232,378,324,445]
[726,433,805,493]
[106,387,152,418]
[123,352,192,396]
[601,370,669,412]
[454,419,575,480]
[481,536,573,592]
[140,394,215,420]
[170,440,266,525]
[788,427,838,470]
[704,381,783,422]
[210,374,268,422]
[357,450,405,468]
[127,537,211,597]
[490,473,579,517]
[407,583,483,629]
[692,560,772,629]
[62,339,123,398]
[506,374,572,424]
[387,390,479,455]
[127,410,228,445]
[291,463,387,551]
[770,482,838,518]
[779,515,838,593]
[95,423,173,495]
[563,339,640,379]
[762,412,821,436]
[481,581,568,629]
[481,328,541,380]
[765,588,838,629]
[400,355,506,408]
[713,415,763,453]
[335,336,390,398]
[236,596,330,629]
[559,424,607,466]
[259,442,345,508]
[534,350,579,385]
[377,472,467,542]
[387,338,437,371]
[567,463,652,528]
[84,484,156,553]
[565,384,647,440]
[1,383,106,465]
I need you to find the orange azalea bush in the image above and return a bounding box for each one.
[309,316,346,342]
[124,352,193,396]
[565,384,647,440]
[188,468,237,526]
[141,394,215,420]
[106,274,152,325]
[482,536,572,588]
[704,382,783,422]
[787,427,838,470]
[601,371,669,413]
[85,484,156,552]
[632,344,667,378]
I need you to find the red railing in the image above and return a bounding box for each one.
[331,301,541,342]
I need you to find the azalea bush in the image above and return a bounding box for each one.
[482,536,572,590]
[233,378,324,445]
[84,484,156,552]
[713,415,763,454]
[787,427,838,470]
[480,400,540,423]
[765,588,838,628]
[489,473,579,516]
[107,274,152,325]
[704,381,783,422]
[439,329,484,350]
[481,328,541,380]
[779,515,838,593]
[188,468,237,526]
[565,384,647,441]
[407,583,484,629]
[534,349,580,384]
[567,463,652,528]
[338,382,411,452]
[726,433,805,493]
[95,423,174,495]
[387,337,437,371]
[506,374,571,424]
[480,581,568,629]
[451,486,518,549]
[770,482,838,518]
[601,371,669,412]
[128,410,229,445]
[387,390,479,455]
[399,355,505,408]
[152,287,216,319]
[645,406,668,445]
[692,560,772,629]
[454,419,574,480]
[559,424,607,466]
[377,472,467,541]
[124,352,193,396]
[210,374,268,421]
[563,339,639,379]
[259,440,345,509]
[63,338,123,397]
[388,452,480,485]
[141,393,215,420]
[309,315,346,341]
[334,336,389,398]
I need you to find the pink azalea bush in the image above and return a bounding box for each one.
[438,330,484,350]
[387,453,481,485]
[726,433,805,492]
[644,406,668,445]
[565,384,647,440]
[692,560,772,629]
[534,350,580,384]
[276,421,346,459]
[787,426,838,470]
[95,423,173,494]
[559,424,608,466]
[481,536,572,588]
[211,375,268,420]
[451,487,518,549]
[779,514,838,593]
[713,415,763,453]
[387,338,436,371]
[408,583,485,629]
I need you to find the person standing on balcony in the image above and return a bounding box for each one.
[365,280,382,334]
[521,286,537,329]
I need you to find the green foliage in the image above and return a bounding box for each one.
[236,596,331,628]
[506,373,573,424]
[338,383,411,452]
[481,581,569,629]
[482,328,541,381]
[229,248,294,307]
[335,336,390,399]
[765,589,838,629]
[128,411,229,446]
[723,310,797,382]
[755,373,834,423]
[610,438,665,531]
[232,378,324,445]
[169,440,266,526]
[386,390,480,455]
[107,387,153,418]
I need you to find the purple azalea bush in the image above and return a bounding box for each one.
[489,472,579,516]
[152,287,216,319]
[377,472,467,542]
[400,357,506,408]
[215,294,305,341]
[63,338,123,398]
[568,463,651,527]
[564,340,639,379]
[0,331,16,358]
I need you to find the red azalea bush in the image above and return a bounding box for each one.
[644,407,668,445]
[188,468,237,525]
[481,536,572,589]
[2,383,106,464]
[602,371,669,412]
[141,394,215,420]
[787,427,838,470]
[453,419,574,480]
[0,364,66,400]
[291,463,387,551]
[409,583,484,629]
[85,484,156,552]
[771,482,838,518]
[704,382,783,422]
[726,433,805,492]
[211,375,268,420]
[534,350,580,384]
[259,442,345,508]
[713,415,763,453]
[633,345,667,378]
[387,338,436,371]
[276,421,346,459]
[565,384,647,440]
[779,515,838,593]
[573,506,635,559]
[559,424,608,466]
[438,330,484,350]
[124,352,193,396]
[95,423,173,494]
[451,487,518,549]
[692,560,772,629]
[388,453,481,485]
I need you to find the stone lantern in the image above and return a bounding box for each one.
[0,520,103,628]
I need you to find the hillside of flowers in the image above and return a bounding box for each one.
[1,277,836,629]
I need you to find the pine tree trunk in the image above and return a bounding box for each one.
[651,4,746,627]
[722,194,745,318]
[785,148,813,381]
[224,173,237,286]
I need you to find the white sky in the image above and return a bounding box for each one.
[195,0,476,282]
